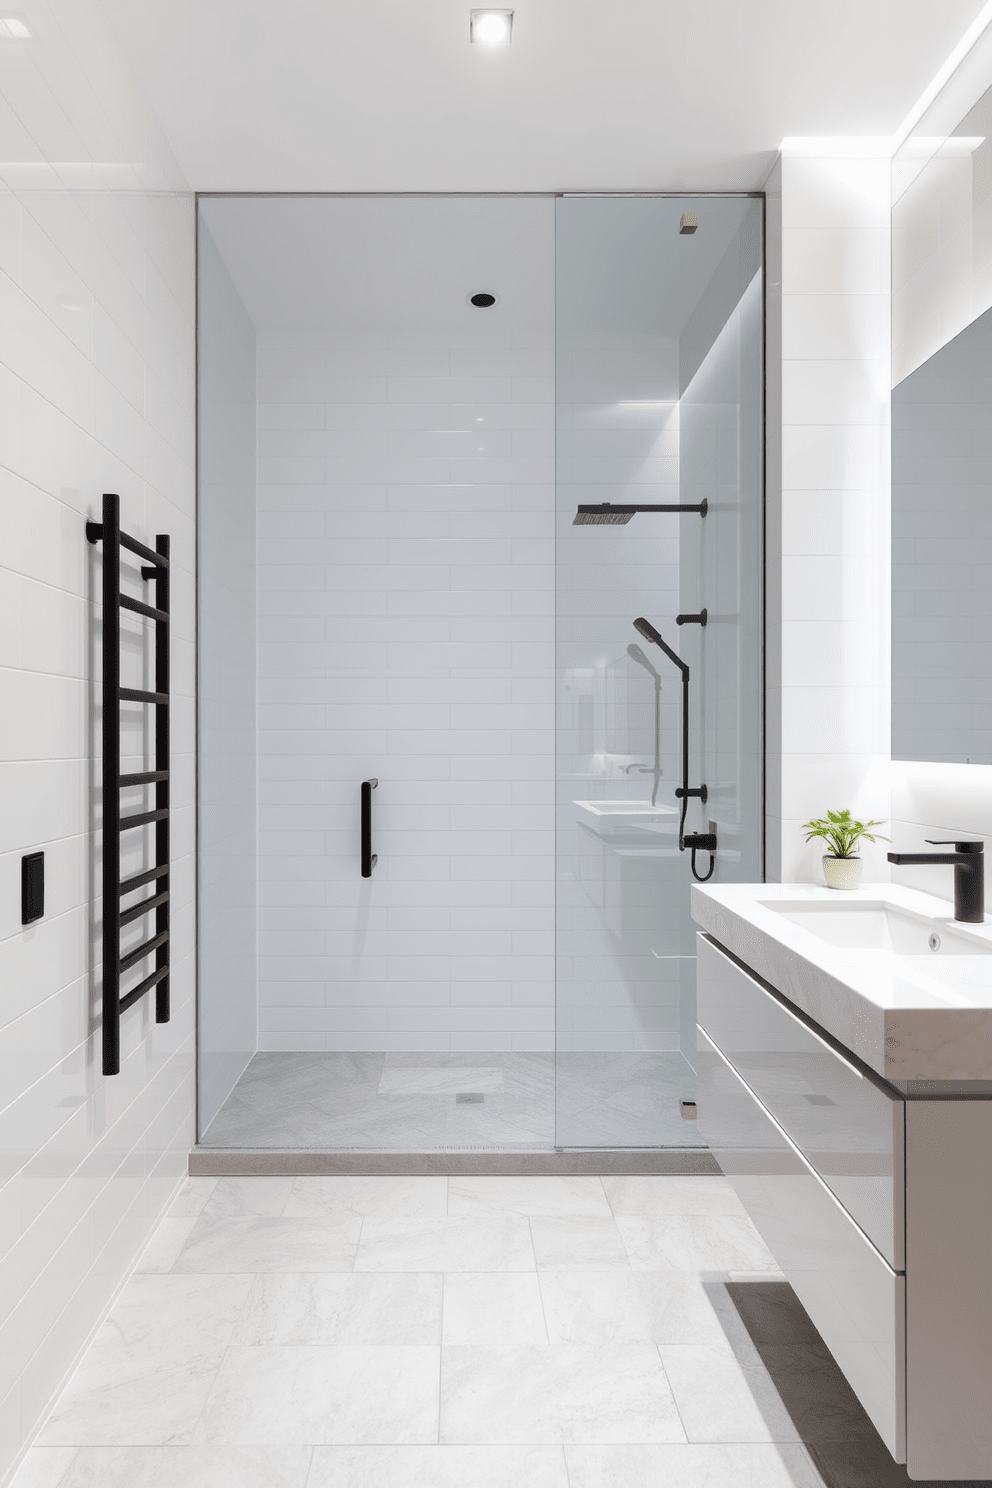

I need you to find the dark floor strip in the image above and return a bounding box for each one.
[188,1146,720,1177]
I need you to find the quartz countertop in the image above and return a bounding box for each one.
[691,881,992,1085]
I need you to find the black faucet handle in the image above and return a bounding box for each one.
[925,839,984,853]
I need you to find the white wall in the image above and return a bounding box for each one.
[251,196,556,1052]
[196,220,257,1129]
[764,149,893,884]
[0,2,195,1477]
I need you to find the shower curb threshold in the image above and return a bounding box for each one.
[188,1146,720,1177]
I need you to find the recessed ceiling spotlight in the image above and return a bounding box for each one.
[0,14,34,39]
[470,9,513,46]
[469,291,498,308]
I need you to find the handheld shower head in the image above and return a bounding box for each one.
[633,616,664,647]
[627,642,661,680]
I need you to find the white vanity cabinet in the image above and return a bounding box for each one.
[697,929,992,1481]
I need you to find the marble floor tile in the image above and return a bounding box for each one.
[284,1176,448,1221]
[617,1213,778,1274]
[442,1273,548,1346]
[134,1218,198,1273]
[234,1273,443,1345]
[604,1176,748,1219]
[201,1177,296,1217]
[539,1271,734,1349]
[530,1216,630,1271]
[439,1345,685,1444]
[754,1343,883,1444]
[38,1273,253,1445]
[172,1213,363,1273]
[308,1444,569,1488]
[376,1067,505,1096]
[355,1216,534,1272]
[564,1443,826,1488]
[659,1343,802,1443]
[43,1447,313,1488]
[166,1178,219,1219]
[447,1177,610,1218]
[720,1280,825,1348]
[191,1346,440,1445]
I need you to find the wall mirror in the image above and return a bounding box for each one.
[891,308,992,764]
[892,83,992,765]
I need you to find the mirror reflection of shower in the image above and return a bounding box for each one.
[625,642,662,805]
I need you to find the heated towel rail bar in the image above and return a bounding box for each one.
[361,778,378,878]
[87,493,171,1076]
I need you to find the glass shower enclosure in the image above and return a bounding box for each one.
[554,195,763,1148]
[195,192,763,1154]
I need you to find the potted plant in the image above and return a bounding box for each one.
[802,809,890,890]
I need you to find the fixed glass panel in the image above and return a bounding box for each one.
[555,196,763,1149]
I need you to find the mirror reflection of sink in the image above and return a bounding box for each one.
[763,901,988,956]
[573,800,677,817]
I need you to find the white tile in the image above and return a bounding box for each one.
[355,1217,534,1273]
[52,1447,312,1488]
[191,1346,440,1445]
[616,1215,778,1275]
[442,1273,548,1345]
[538,1271,735,1348]
[284,1177,448,1221]
[447,1178,609,1218]
[235,1273,442,1345]
[172,1214,363,1273]
[659,1345,801,1443]
[308,1445,568,1488]
[564,1443,825,1488]
[38,1274,251,1446]
[439,1345,684,1444]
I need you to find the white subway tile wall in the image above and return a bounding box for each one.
[0,0,195,1478]
[197,223,257,1127]
[255,198,556,1052]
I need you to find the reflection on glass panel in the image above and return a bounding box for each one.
[555,197,763,1149]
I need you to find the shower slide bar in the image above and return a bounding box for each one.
[87,493,171,1077]
[361,778,378,878]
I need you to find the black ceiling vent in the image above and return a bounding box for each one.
[469,291,497,308]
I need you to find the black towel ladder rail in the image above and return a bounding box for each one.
[87,493,171,1076]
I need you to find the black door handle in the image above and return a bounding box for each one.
[361,779,378,878]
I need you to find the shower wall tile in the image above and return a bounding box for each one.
[255,210,556,1052]
[0,3,195,1480]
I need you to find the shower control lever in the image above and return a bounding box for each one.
[676,609,707,626]
[361,779,378,879]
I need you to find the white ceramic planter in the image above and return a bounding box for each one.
[822,855,863,890]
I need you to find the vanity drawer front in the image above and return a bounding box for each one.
[697,932,904,1269]
[698,1027,906,1463]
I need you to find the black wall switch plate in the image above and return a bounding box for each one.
[21,852,44,924]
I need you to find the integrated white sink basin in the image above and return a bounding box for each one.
[691,881,992,1083]
[764,900,988,956]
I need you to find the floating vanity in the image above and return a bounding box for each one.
[692,882,992,1481]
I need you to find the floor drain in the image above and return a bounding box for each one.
[456,1093,485,1104]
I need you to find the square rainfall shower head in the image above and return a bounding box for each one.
[573,505,633,525]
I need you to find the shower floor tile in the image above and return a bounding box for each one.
[199,1051,700,1150]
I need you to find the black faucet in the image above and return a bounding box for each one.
[886,840,985,923]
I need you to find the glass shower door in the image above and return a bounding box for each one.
[554,195,763,1149]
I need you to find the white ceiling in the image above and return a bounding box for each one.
[101,0,988,193]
